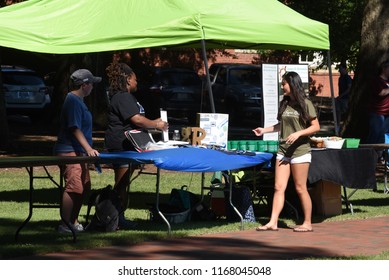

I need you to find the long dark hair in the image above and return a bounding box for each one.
[379,59,389,75]
[106,62,134,97]
[277,71,311,126]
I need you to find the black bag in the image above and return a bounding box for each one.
[191,202,217,221]
[168,185,199,211]
[168,185,216,222]
[150,185,200,224]
[225,185,256,222]
[85,185,123,232]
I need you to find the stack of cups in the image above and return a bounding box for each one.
[247,140,257,152]
[228,140,278,152]
[238,140,247,150]
[267,140,279,153]
[228,140,239,150]
[256,140,267,152]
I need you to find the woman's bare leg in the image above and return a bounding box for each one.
[257,159,290,230]
[291,162,313,231]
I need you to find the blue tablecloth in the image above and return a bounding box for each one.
[99,147,273,172]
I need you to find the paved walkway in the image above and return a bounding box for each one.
[33,216,389,260]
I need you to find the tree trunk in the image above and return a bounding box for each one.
[343,0,389,142]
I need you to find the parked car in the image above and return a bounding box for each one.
[1,65,51,118]
[135,67,204,124]
[207,63,263,125]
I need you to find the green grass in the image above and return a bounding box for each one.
[0,165,389,259]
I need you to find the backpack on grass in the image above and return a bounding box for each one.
[150,185,215,223]
[85,185,123,232]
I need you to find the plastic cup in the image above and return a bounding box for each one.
[238,140,247,150]
[229,140,239,150]
[267,140,279,153]
[256,140,267,152]
[247,140,256,151]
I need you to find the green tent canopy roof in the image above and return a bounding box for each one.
[0,0,329,54]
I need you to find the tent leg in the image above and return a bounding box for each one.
[201,40,216,113]
[327,50,339,135]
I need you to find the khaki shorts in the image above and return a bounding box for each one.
[58,152,91,195]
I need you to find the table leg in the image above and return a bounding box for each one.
[15,166,77,242]
[384,149,389,194]
[342,186,356,214]
[227,171,244,230]
[200,172,206,203]
[15,167,34,241]
[155,168,171,235]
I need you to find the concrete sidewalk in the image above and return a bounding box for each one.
[32,216,389,260]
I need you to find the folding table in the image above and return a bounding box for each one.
[0,148,272,241]
[99,147,273,234]
[0,156,97,242]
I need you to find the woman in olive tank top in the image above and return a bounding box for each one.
[253,71,320,232]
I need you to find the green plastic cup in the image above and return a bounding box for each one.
[256,140,267,152]
[238,140,247,150]
[229,140,239,150]
[247,140,256,151]
[267,140,279,153]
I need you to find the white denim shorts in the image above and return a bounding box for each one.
[276,153,312,164]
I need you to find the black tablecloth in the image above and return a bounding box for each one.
[308,148,378,189]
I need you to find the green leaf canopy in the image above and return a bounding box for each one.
[0,0,329,54]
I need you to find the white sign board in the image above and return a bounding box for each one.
[197,113,229,148]
[262,64,279,140]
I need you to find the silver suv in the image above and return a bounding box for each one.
[1,65,51,117]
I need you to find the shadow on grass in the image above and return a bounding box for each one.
[0,216,189,259]
[349,196,389,207]
[0,189,171,211]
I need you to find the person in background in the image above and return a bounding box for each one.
[335,63,353,131]
[367,60,389,145]
[105,62,168,229]
[252,71,320,232]
[54,69,101,233]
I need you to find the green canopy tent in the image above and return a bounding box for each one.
[0,0,334,129]
[0,0,329,53]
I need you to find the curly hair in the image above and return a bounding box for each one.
[278,71,312,126]
[106,62,134,97]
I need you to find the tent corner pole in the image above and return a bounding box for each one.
[327,50,339,135]
[201,40,215,113]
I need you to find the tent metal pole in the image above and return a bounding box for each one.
[201,39,215,113]
[327,50,338,135]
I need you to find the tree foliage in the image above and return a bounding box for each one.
[280,0,367,70]
[0,0,24,8]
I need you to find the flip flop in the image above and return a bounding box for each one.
[293,226,313,232]
[256,226,278,231]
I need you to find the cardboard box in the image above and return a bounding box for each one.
[309,180,342,217]
[197,113,229,148]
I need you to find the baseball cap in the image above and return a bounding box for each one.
[70,69,102,85]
